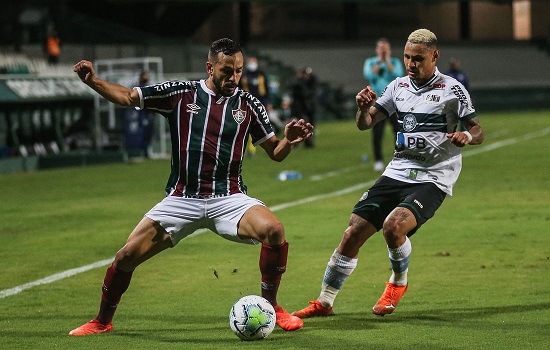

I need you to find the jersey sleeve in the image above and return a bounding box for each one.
[449,82,477,120]
[135,80,196,112]
[243,92,275,145]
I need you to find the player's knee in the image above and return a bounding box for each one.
[340,220,372,252]
[382,216,408,243]
[342,225,361,244]
[258,220,285,245]
[113,245,140,270]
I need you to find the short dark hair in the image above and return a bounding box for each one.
[209,38,242,62]
[376,37,390,46]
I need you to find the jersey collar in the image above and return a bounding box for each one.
[409,67,440,91]
[200,79,239,101]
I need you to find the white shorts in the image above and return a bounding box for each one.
[144,193,265,246]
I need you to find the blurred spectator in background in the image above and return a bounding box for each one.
[318,83,347,120]
[240,56,272,156]
[44,29,61,65]
[363,38,404,171]
[290,66,317,148]
[445,57,470,91]
[138,71,155,158]
[122,71,156,158]
[240,56,271,109]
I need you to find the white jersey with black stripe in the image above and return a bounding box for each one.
[373,68,476,195]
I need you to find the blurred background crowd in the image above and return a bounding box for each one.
[1,0,549,172]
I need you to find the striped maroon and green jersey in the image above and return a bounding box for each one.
[137,79,275,197]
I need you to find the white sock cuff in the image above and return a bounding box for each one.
[329,249,358,269]
[388,237,412,260]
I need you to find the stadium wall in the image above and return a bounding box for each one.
[2,40,550,173]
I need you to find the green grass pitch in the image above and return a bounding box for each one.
[1,110,549,349]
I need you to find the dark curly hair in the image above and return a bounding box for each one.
[208,38,242,63]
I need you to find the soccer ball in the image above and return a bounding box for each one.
[229,295,276,341]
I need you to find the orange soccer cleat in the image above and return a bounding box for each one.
[291,300,334,318]
[372,282,408,316]
[68,319,113,336]
[273,305,304,331]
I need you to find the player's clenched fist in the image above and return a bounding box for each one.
[446,131,472,148]
[356,86,377,111]
[73,60,95,84]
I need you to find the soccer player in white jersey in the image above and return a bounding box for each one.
[293,29,485,318]
[69,38,312,336]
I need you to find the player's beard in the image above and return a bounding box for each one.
[408,69,425,85]
[407,69,419,80]
[212,75,237,97]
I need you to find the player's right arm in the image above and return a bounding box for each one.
[73,60,140,108]
[355,86,385,130]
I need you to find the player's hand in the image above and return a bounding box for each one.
[284,118,314,144]
[447,131,471,147]
[73,60,95,84]
[356,86,377,111]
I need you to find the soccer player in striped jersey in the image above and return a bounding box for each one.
[69,38,312,336]
[293,29,485,319]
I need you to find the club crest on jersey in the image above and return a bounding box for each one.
[232,108,246,124]
[402,114,418,132]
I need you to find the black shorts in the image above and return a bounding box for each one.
[352,176,446,236]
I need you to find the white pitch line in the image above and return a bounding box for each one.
[310,164,367,181]
[2,127,549,299]
[462,126,550,157]
[0,258,113,299]
[270,181,374,212]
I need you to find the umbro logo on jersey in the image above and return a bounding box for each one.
[232,108,246,124]
[186,103,201,114]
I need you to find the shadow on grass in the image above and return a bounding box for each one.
[107,301,550,339]
[312,301,550,327]
[2,302,549,349]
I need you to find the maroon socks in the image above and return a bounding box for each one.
[96,263,133,325]
[259,241,288,306]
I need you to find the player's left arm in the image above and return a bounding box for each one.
[73,60,140,108]
[259,119,314,162]
[447,116,485,147]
